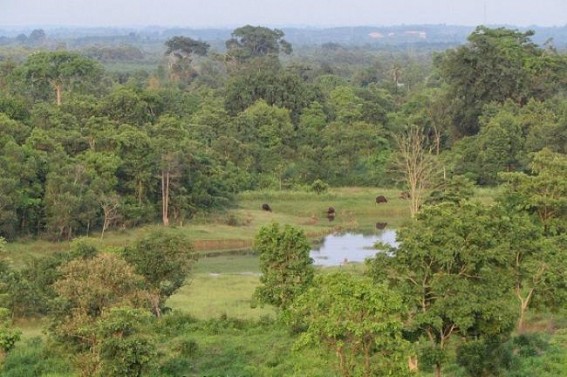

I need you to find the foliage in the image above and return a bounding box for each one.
[499,148,567,235]
[254,222,314,310]
[286,272,409,377]
[310,179,329,194]
[368,201,518,376]
[18,51,102,105]
[96,307,157,377]
[498,149,567,330]
[50,252,150,376]
[438,26,565,137]
[226,25,292,63]
[1,337,74,377]
[0,308,21,362]
[164,36,209,58]
[122,228,198,316]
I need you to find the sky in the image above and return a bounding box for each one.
[1,0,566,28]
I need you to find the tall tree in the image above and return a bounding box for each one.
[151,116,189,226]
[164,36,209,83]
[391,126,440,217]
[368,201,517,377]
[499,149,567,330]
[20,51,101,106]
[438,26,562,137]
[226,25,292,63]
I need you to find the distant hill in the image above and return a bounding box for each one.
[1,24,566,50]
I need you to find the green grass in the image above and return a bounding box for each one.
[167,272,274,320]
[4,187,411,261]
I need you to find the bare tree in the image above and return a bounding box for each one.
[392,126,440,217]
[99,194,120,240]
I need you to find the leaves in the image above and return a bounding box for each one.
[254,223,314,310]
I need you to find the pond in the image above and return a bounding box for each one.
[310,230,398,267]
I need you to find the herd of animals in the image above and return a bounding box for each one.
[260,192,411,230]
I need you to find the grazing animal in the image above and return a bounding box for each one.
[261,203,272,212]
[327,213,336,222]
[327,207,336,215]
[400,191,411,200]
[375,222,388,230]
[375,195,388,204]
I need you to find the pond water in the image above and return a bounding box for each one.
[310,230,398,267]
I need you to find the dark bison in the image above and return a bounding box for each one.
[261,203,272,212]
[375,222,388,230]
[375,195,388,204]
[400,191,411,200]
[327,207,336,215]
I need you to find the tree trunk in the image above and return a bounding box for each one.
[161,170,170,226]
[518,296,531,332]
[101,217,109,240]
[408,355,418,372]
[435,362,442,377]
[55,83,62,106]
[516,286,535,332]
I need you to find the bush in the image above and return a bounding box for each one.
[311,179,329,194]
[1,337,74,377]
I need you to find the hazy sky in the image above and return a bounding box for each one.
[2,0,566,28]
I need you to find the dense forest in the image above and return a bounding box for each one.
[1,24,565,239]
[0,24,566,376]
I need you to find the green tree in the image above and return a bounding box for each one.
[438,26,561,136]
[95,307,157,377]
[43,152,98,240]
[164,36,209,83]
[20,51,101,106]
[226,25,292,63]
[321,120,390,186]
[0,308,21,365]
[231,100,295,184]
[100,87,164,127]
[328,86,363,123]
[0,240,22,362]
[76,150,121,239]
[287,272,409,377]
[150,116,190,226]
[523,98,567,155]
[499,149,567,330]
[500,148,567,235]
[122,229,198,317]
[474,103,525,184]
[254,223,314,310]
[115,125,156,224]
[368,201,517,377]
[224,63,319,123]
[50,253,149,376]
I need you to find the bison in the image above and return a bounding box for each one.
[261,203,272,212]
[400,191,411,200]
[375,195,388,204]
[327,207,336,215]
[375,222,388,230]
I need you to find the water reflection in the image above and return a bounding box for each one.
[310,230,397,267]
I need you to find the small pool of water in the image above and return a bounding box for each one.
[310,230,397,267]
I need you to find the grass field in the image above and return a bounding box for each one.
[7,187,495,333]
